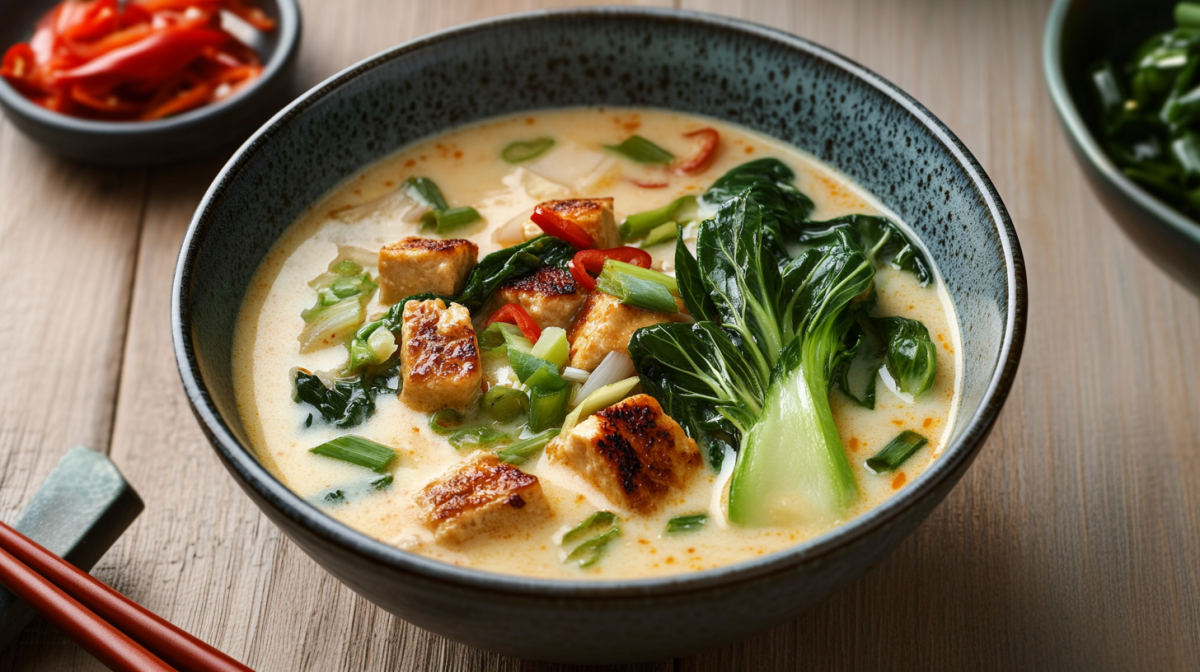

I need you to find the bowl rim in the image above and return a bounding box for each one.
[1043,0,1200,247]
[172,6,1027,599]
[0,0,302,134]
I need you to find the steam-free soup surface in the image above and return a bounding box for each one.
[233,107,962,579]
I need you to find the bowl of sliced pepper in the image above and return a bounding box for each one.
[0,0,300,165]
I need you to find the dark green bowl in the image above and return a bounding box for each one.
[1045,0,1200,296]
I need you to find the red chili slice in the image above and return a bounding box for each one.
[568,247,653,291]
[484,303,542,342]
[630,178,669,189]
[674,128,719,174]
[530,205,595,249]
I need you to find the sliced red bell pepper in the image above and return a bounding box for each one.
[530,205,595,249]
[568,247,653,291]
[53,26,229,86]
[674,128,719,174]
[484,303,542,342]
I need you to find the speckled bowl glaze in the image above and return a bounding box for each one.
[173,8,1026,663]
[1045,0,1200,296]
[0,0,301,166]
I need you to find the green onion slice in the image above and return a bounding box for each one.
[562,511,620,568]
[495,429,560,465]
[483,386,530,423]
[595,267,679,314]
[309,435,397,473]
[665,513,708,534]
[448,426,513,451]
[528,384,570,432]
[502,137,555,163]
[621,195,696,240]
[865,430,929,473]
[403,176,449,211]
[604,135,674,164]
[429,409,466,435]
[642,221,680,247]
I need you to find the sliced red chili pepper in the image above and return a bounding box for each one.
[673,128,719,175]
[1,44,39,86]
[568,247,653,291]
[54,26,229,86]
[484,303,542,342]
[140,79,210,119]
[630,178,669,189]
[530,205,595,249]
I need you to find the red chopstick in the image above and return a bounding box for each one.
[0,521,253,672]
[0,544,176,671]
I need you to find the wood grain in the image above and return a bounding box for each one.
[2,0,1200,670]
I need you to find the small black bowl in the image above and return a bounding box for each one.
[0,0,301,166]
[1045,0,1200,295]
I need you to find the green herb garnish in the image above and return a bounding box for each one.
[429,409,466,435]
[483,386,530,422]
[665,514,708,535]
[495,429,559,465]
[502,137,555,163]
[447,426,513,451]
[604,135,674,164]
[865,431,929,473]
[562,511,620,568]
[621,194,695,240]
[309,435,397,472]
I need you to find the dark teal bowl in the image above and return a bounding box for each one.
[173,8,1026,663]
[1045,0,1200,295]
[0,0,301,166]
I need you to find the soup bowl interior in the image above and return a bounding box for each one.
[174,8,1025,663]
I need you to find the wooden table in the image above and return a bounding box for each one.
[2,0,1199,669]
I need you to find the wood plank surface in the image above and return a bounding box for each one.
[2,0,1200,670]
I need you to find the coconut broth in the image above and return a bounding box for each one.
[231,107,963,579]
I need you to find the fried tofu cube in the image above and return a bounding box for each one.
[527,198,621,249]
[400,299,481,412]
[547,394,700,513]
[567,292,688,371]
[415,452,551,544]
[378,237,478,304]
[490,266,587,331]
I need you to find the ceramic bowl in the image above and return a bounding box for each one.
[172,8,1026,663]
[1045,0,1200,295]
[0,0,301,166]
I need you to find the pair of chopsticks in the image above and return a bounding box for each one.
[0,521,252,672]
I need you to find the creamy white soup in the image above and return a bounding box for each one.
[232,107,962,579]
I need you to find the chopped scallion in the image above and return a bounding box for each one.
[642,221,680,247]
[562,511,620,568]
[529,384,570,432]
[371,474,394,490]
[403,176,450,211]
[309,435,397,473]
[620,195,696,240]
[595,267,679,314]
[502,137,555,163]
[603,259,679,293]
[560,375,640,435]
[865,430,929,473]
[423,205,482,233]
[429,408,466,435]
[604,135,674,164]
[531,327,570,369]
[509,349,559,383]
[495,429,559,465]
[448,426,513,451]
[665,513,708,534]
[483,386,530,422]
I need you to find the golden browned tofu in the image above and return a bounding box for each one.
[547,394,700,513]
[490,266,587,331]
[399,299,481,412]
[378,237,478,304]
[567,292,688,371]
[415,452,551,544]
[536,198,621,249]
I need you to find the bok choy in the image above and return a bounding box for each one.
[628,189,938,527]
